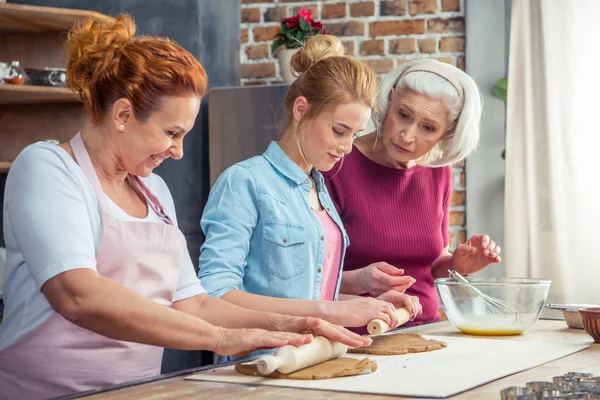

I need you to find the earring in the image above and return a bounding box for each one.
[118,124,125,132]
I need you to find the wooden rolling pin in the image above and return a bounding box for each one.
[256,336,348,375]
[367,307,411,335]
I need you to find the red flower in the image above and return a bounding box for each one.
[298,7,312,24]
[310,21,324,31]
[282,15,299,29]
[271,7,329,53]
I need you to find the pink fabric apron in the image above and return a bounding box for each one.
[0,132,185,400]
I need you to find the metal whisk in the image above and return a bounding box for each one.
[448,270,522,322]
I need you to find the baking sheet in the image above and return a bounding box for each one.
[185,335,589,398]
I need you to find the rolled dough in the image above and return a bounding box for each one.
[349,333,447,355]
[235,357,378,380]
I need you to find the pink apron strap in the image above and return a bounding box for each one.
[70,132,111,217]
[71,132,174,225]
[127,175,174,225]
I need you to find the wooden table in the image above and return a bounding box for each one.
[79,320,599,399]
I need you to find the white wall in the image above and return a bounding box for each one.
[465,0,511,277]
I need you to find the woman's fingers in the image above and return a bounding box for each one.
[377,272,415,288]
[480,234,490,247]
[375,310,392,328]
[391,281,414,293]
[330,323,371,347]
[312,320,366,347]
[387,303,398,328]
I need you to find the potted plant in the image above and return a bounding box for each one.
[271,7,329,83]
[493,78,507,159]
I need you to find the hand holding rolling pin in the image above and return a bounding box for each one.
[376,290,422,321]
[367,291,423,335]
[256,336,349,375]
[367,307,411,335]
[213,317,372,357]
[330,291,421,329]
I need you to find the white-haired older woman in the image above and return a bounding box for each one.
[324,59,501,328]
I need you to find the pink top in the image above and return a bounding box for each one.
[324,145,451,326]
[315,208,343,301]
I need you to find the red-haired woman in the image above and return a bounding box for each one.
[0,15,367,400]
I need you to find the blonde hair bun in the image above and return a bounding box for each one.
[290,35,345,76]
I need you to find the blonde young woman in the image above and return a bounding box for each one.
[199,36,421,361]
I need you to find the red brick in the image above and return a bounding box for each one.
[253,26,281,41]
[457,230,466,244]
[241,8,261,23]
[326,21,365,37]
[457,55,465,71]
[364,58,394,74]
[342,40,355,56]
[380,0,406,16]
[245,44,270,60]
[322,3,346,19]
[241,62,276,79]
[350,2,375,17]
[442,0,461,11]
[360,39,384,56]
[460,170,465,186]
[409,0,438,15]
[389,38,416,54]
[449,211,465,225]
[428,18,465,34]
[396,58,411,66]
[440,36,465,52]
[264,6,287,22]
[291,4,319,17]
[279,0,317,2]
[370,19,425,37]
[451,191,466,206]
[418,38,437,53]
[434,56,455,65]
[242,0,273,3]
[241,28,249,44]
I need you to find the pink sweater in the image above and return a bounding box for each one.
[324,146,451,326]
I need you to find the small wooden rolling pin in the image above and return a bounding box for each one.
[367,307,411,335]
[256,336,348,375]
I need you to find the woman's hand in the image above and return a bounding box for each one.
[452,234,501,274]
[212,328,312,357]
[357,262,416,297]
[276,316,371,348]
[329,296,402,329]
[376,290,422,320]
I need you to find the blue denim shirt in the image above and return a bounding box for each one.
[199,141,349,304]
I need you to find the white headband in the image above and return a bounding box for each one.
[397,64,464,100]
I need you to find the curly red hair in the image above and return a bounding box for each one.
[66,14,207,124]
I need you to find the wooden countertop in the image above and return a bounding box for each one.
[77,320,599,399]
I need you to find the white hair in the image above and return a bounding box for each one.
[372,59,483,167]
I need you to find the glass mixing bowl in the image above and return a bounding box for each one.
[435,277,551,336]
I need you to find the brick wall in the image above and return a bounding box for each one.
[240,0,467,250]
